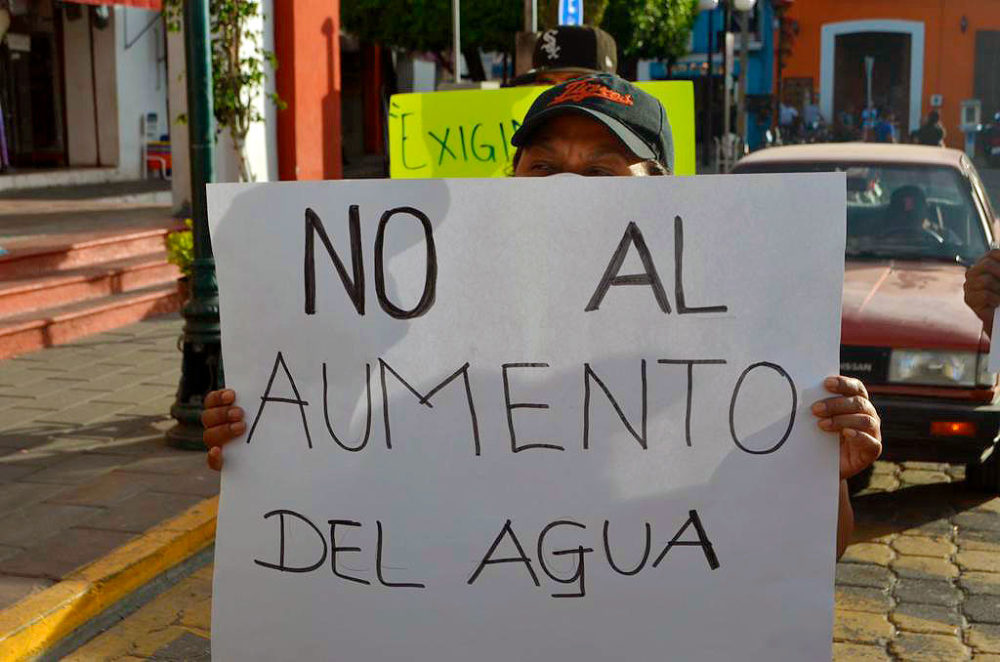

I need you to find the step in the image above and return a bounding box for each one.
[0,253,181,317]
[0,167,129,193]
[0,228,175,281]
[0,179,172,205]
[0,283,184,360]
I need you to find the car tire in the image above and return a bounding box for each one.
[847,465,874,495]
[966,445,1000,494]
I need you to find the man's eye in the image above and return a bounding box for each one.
[530,162,556,173]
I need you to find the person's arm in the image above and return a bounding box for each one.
[812,376,882,559]
[837,479,853,558]
[964,249,1000,337]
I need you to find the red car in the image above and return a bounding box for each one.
[733,144,1000,491]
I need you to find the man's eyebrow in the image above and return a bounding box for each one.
[586,146,631,161]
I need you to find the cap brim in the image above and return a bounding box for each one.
[511,105,658,162]
[508,68,601,87]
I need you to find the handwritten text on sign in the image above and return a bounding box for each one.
[388,81,696,178]
[208,175,846,661]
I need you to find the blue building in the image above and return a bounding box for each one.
[647,2,777,153]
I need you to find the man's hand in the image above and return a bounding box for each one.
[811,376,882,480]
[202,389,245,471]
[964,249,1000,335]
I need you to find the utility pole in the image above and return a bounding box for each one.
[167,0,220,449]
[736,7,750,153]
[721,3,732,171]
[703,8,715,168]
[453,0,461,82]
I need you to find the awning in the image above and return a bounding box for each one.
[64,0,163,9]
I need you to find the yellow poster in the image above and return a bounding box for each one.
[388,81,696,178]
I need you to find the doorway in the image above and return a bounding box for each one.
[0,0,66,169]
[833,32,911,134]
[820,20,924,133]
[975,31,1000,118]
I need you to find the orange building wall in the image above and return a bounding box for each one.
[783,0,1000,148]
[274,0,343,180]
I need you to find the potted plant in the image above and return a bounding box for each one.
[165,219,194,300]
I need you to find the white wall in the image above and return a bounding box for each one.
[94,12,118,166]
[114,7,168,179]
[395,54,437,93]
[167,0,277,210]
[167,22,190,212]
[240,0,278,183]
[62,11,98,165]
[61,8,118,167]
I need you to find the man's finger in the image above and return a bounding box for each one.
[976,258,1000,282]
[823,376,869,399]
[818,413,880,436]
[207,446,223,471]
[204,421,246,448]
[812,395,878,419]
[204,389,236,409]
[201,406,244,429]
[971,272,1000,293]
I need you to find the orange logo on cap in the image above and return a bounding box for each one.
[548,80,634,107]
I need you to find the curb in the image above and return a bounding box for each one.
[0,496,218,661]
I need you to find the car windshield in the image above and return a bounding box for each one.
[733,162,990,265]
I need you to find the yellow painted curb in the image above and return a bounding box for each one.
[0,495,218,661]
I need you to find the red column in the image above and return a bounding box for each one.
[274,0,342,180]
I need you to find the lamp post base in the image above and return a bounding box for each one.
[166,410,207,450]
[167,257,222,451]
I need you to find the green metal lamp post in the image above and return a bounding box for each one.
[167,0,221,449]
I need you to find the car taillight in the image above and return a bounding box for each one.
[930,421,977,437]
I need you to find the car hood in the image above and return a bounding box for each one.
[842,260,988,352]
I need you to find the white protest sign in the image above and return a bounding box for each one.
[208,174,846,661]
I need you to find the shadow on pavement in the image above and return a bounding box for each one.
[851,480,993,542]
[0,413,187,466]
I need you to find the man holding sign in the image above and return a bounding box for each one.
[203,75,880,660]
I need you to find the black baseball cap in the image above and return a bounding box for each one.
[509,27,617,86]
[511,73,674,171]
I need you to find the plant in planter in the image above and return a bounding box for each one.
[165,220,194,299]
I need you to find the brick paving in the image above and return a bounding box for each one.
[0,313,218,610]
[834,460,1000,660]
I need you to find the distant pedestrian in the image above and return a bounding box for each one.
[874,111,897,143]
[861,106,879,141]
[917,110,946,147]
[779,102,799,128]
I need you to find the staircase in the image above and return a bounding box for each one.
[0,182,184,359]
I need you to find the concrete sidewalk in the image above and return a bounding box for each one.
[0,313,219,611]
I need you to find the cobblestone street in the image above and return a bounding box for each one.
[834,461,1000,660]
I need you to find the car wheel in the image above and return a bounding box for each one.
[847,465,874,495]
[966,445,1000,494]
